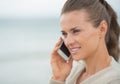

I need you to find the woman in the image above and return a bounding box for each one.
[49,0,120,84]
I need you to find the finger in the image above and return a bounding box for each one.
[50,37,63,62]
[51,37,62,54]
[55,37,63,47]
[53,37,63,53]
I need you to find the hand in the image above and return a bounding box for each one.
[50,38,73,82]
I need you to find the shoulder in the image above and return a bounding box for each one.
[104,57,120,83]
[89,58,120,84]
[110,57,120,74]
[108,79,120,84]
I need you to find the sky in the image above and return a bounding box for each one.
[0,0,66,19]
[0,0,119,19]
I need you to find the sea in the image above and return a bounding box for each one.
[0,18,61,84]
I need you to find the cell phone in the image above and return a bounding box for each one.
[57,41,71,61]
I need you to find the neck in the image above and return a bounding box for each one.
[83,44,111,76]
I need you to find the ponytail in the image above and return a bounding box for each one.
[100,0,120,61]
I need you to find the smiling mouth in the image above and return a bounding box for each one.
[70,47,81,54]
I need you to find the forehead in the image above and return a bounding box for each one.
[60,9,90,27]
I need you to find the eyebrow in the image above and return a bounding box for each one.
[70,26,79,31]
[61,26,79,33]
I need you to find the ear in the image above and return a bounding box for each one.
[98,20,108,38]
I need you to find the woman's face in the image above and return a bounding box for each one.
[60,10,101,61]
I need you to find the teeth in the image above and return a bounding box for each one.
[72,48,79,51]
[71,48,80,54]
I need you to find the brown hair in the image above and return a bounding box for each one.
[61,0,120,61]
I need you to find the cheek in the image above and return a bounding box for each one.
[73,29,100,48]
[80,31,100,49]
[84,31,100,51]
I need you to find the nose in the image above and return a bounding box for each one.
[64,35,75,47]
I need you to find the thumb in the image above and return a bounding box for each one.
[68,57,73,66]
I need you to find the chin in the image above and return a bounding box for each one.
[72,54,87,61]
[72,55,83,61]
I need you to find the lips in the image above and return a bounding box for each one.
[69,47,81,54]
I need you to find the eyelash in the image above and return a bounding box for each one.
[72,29,80,34]
[61,29,81,37]
[62,32,67,36]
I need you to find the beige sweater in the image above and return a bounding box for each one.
[49,57,120,84]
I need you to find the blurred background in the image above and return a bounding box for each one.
[0,0,119,84]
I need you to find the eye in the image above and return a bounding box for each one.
[72,29,80,34]
[61,32,67,37]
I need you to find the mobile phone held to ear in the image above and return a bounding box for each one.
[57,41,71,61]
